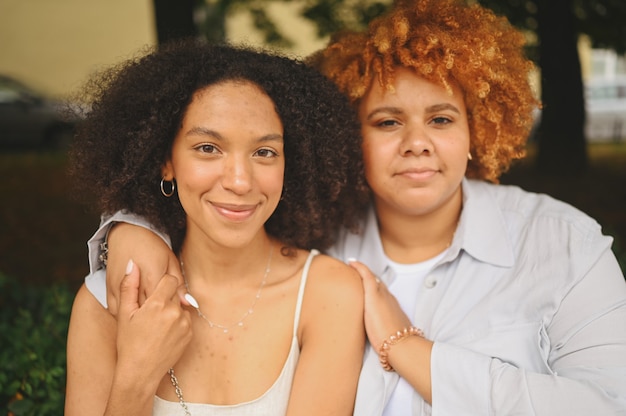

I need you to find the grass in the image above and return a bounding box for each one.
[0,143,624,292]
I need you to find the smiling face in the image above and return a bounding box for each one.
[162,80,284,249]
[358,67,470,220]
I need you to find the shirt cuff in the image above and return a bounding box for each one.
[431,342,492,415]
[87,210,172,274]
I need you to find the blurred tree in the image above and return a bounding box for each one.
[152,0,295,48]
[153,0,626,175]
[476,0,626,174]
[153,0,198,44]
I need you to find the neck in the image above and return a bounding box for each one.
[179,232,274,286]
[375,188,462,264]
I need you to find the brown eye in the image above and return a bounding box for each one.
[255,148,278,158]
[198,144,217,153]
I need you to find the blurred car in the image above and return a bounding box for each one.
[585,77,626,142]
[0,74,84,150]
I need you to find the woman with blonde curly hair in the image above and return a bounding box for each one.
[79,0,626,414]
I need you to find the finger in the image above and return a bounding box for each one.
[166,251,184,285]
[107,291,120,317]
[167,256,195,306]
[180,286,199,309]
[347,258,382,292]
[118,259,140,319]
[146,273,180,305]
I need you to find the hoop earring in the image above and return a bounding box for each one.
[160,178,175,197]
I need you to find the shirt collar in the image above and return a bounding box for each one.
[454,178,515,267]
[351,178,514,279]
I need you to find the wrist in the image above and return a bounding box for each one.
[111,359,161,399]
[378,326,424,372]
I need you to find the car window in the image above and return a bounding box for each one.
[0,77,39,103]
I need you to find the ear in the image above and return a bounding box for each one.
[161,160,174,180]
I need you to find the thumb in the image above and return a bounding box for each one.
[118,259,141,319]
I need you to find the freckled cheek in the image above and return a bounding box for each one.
[256,165,284,201]
[175,165,221,196]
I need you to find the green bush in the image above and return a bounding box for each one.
[0,273,74,415]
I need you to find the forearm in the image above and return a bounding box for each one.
[104,369,159,416]
[384,334,433,404]
[87,210,172,274]
[85,211,178,315]
[431,250,626,415]
[431,341,626,415]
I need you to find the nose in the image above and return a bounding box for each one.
[222,153,253,195]
[399,125,434,156]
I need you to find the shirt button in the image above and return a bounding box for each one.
[424,276,437,288]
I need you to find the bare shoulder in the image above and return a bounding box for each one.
[299,251,364,321]
[307,252,363,296]
[66,284,117,415]
[72,284,108,317]
[297,250,365,351]
[68,284,116,350]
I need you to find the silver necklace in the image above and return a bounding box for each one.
[168,368,191,416]
[168,245,274,414]
[180,244,273,333]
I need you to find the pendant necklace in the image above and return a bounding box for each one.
[180,243,274,333]
[168,244,274,415]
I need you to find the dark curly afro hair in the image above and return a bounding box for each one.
[309,0,541,183]
[69,39,369,253]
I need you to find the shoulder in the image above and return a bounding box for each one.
[466,180,615,280]
[69,284,116,335]
[299,251,363,324]
[308,252,363,297]
[471,180,604,237]
[297,251,364,346]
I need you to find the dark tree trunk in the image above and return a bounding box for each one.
[152,0,197,45]
[535,0,588,175]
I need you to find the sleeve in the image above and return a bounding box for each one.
[430,246,626,415]
[87,210,172,274]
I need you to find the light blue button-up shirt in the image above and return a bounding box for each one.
[329,179,626,415]
[86,179,626,415]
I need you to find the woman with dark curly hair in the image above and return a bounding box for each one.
[65,40,368,415]
[80,0,626,414]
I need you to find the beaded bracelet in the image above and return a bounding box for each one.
[378,326,425,372]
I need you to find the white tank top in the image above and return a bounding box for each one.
[151,249,319,416]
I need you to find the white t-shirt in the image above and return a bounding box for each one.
[383,251,446,416]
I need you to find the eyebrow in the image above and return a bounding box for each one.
[365,103,461,120]
[426,103,461,114]
[365,106,402,121]
[185,126,283,142]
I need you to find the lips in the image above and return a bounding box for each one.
[396,167,438,181]
[211,202,258,221]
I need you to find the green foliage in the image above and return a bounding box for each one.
[300,0,391,37]
[0,273,74,415]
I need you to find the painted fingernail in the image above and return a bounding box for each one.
[184,293,199,309]
[125,259,134,275]
[346,257,358,264]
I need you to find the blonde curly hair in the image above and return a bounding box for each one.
[309,0,540,182]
